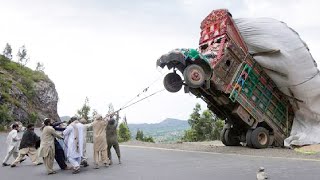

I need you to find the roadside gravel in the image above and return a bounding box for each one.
[3,131,319,160]
[121,140,320,160]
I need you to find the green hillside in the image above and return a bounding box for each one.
[0,55,59,128]
[128,118,190,143]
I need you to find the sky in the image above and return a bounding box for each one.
[0,0,319,124]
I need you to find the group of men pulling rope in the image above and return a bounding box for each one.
[2,113,121,175]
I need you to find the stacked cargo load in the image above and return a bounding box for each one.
[234,18,320,147]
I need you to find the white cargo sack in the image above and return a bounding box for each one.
[234,18,320,146]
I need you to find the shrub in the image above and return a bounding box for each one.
[135,129,155,143]
[0,55,47,100]
[0,125,6,131]
[29,112,38,124]
[118,122,131,143]
[0,104,12,125]
[143,136,155,143]
[182,129,198,142]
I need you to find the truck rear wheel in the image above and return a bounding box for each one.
[163,72,183,93]
[246,130,253,148]
[224,129,240,146]
[251,127,270,149]
[183,64,206,88]
[220,128,228,146]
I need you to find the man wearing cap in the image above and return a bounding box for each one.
[63,117,84,174]
[38,118,64,175]
[11,124,43,167]
[2,124,23,166]
[107,112,121,165]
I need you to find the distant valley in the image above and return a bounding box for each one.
[128,118,190,143]
[59,116,190,143]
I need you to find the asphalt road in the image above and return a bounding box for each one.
[1,132,320,180]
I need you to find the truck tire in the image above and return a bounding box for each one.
[183,64,206,88]
[251,127,270,149]
[246,130,253,148]
[224,129,240,146]
[220,128,228,146]
[163,73,183,93]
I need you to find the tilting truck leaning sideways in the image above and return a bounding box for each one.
[156,9,294,149]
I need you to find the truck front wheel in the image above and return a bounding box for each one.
[251,127,270,149]
[183,64,206,88]
[163,72,183,93]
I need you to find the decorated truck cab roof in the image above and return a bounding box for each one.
[156,48,210,68]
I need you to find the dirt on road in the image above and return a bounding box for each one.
[121,140,320,160]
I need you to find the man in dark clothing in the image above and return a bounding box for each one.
[11,124,43,167]
[51,120,70,170]
[106,113,121,165]
[54,139,69,169]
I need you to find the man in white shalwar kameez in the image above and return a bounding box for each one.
[63,117,84,174]
[2,124,22,166]
[79,118,92,167]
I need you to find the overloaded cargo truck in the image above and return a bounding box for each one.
[156,9,294,149]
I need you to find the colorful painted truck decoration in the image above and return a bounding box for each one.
[156,9,294,149]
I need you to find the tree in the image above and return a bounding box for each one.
[3,43,12,60]
[77,97,91,121]
[118,121,131,143]
[188,103,201,129]
[35,62,45,72]
[136,129,144,140]
[199,109,215,140]
[182,103,223,142]
[135,129,155,143]
[91,109,98,119]
[211,119,224,140]
[17,45,29,66]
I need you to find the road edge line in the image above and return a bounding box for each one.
[120,144,320,162]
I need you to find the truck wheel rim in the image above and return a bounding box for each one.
[258,132,268,145]
[191,69,202,81]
